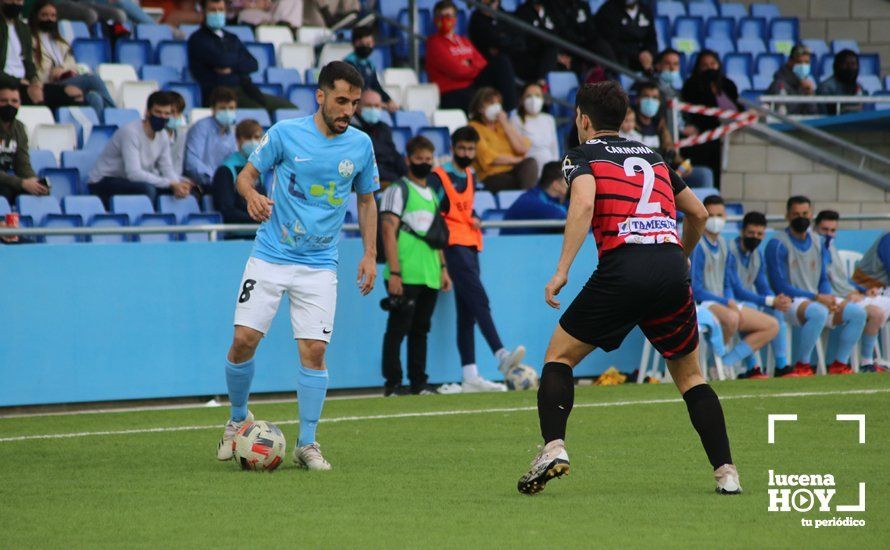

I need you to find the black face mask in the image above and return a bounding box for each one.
[2,3,22,19]
[836,67,859,85]
[409,162,432,179]
[742,236,762,252]
[148,115,168,132]
[354,45,373,59]
[37,20,57,33]
[790,217,810,233]
[453,155,473,169]
[0,104,17,122]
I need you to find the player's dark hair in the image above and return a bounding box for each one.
[0,82,19,93]
[655,48,681,66]
[575,81,629,133]
[146,91,173,110]
[406,135,435,156]
[538,161,563,189]
[815,209,840,225]
[469,87,502,122]
[209,86,237,107]
[451,125,479,146]
[703,194,725,207]
[235,119,262,141]
[693,49,722,74]
[318,61,364,91]
[433,0,457,15]
[352,25,374,43]
[742,211,768,229]
[786,195,811,212]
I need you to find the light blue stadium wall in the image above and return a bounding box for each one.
[0,229,883,407]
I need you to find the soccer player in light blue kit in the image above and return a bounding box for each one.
[216,62,379,470]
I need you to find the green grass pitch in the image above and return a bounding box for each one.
[1,375,888,548]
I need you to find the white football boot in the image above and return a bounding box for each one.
[714,464,742,494]
[293,442,332,471]
[462,376,507,393]
[497,345,527,374]
[216,410,254,461]
[517,439,571,495]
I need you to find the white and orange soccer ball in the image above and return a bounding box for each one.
[233,420,286,471]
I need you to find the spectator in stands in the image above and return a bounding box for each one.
[767,44,817,115]
[303,0,362,29]
[680,49,740,188]
[509,83,557,178]
[90,0,154,25]
[815,210,890,372]
[691,195,779,378]
[618,107,641,141]
[426,0,518,113]
[344,26,398,112]
[188,0,296,114]
[513,1,559,84]
[0,83,47,202]
[764,195,867,376]
[593,0,657,72]
[49,1,125,27]
[853,231,890,291]
[161,0,206,28]
[817,49,863,115]
[654,47,682,92]
[501,160,567,235]
[429,125,526,392]
[28,0,116,115]
[378,135,451,396]
[88,91,193,206]
[212,118,266,224]
[185,86,238,190]
[234,0,306,28]
[351,88,405,187]
[550,0,612,77]
[166,91,188,175]
[468,87,536,191]
[468,0,515,61]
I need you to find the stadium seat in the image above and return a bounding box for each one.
[750,3,781,21]
[17,106,55,139]
[674,16,703,41]
[84,125,116,152]
[394,111,429,136]
[201,194,215,213]
[480,209,505,235]
[418,126,451,156]
[704,37,735,60]
[378,0,403,19]
[256,25,294,53]
[474,190,497,214]
[655,1,686,25]
[297,26,331,46]
[184,213,223,242]
[61,150,96,185]
[228,25,255,43]
[179,24,200,38]
[404,84,440,117]
[279,43,315,73]
[688,1,718,20]
[860,75,882,95]
[57,106,99,147]
[135,23,173,49]
[752,74,772,90]
[246,42,276,83]
[671,36,699,56]
[738,17,766,40]
[390,126,411,155]
[802,39,830,58]
[755,53,784,79]
[30,149,57,176]
[769,18,798,42]
[120,81,160,110]
[874,91,890,111]
[287,85,318,113]
[159,195,200,224]
[59,19,90,43]
[382,84,403,107]
[104,108,140,129]
[0,196,11,216]
[32,124,77,163]
[43,168,80,200]
[141,65,181,89]
[253,83,280,100]
[62,195,106,223]
[71,38,111,71]
[719,2,747,22]
[155,41,189,72]
[305,67,321,85]
[736,37,766,57]
[727,73,753,93]
[369,47,391,71]
[496,189,523,210]
[705,17,735,41]
[165,82,201,111]
[820,55,835,78]
[858,54,880,77]
[266,67,302,90]
[431,109,468,134]
[724,53,753,79]
[317,42,354,67]
[43,214,83,244]
[98,63,139,97]
[383,68,420,95]
[655,16,669,51]
[17,195,61,225]
[274,108,302,123]
[136,214,177,243]
[237,108,272,127]
[190,108,213,122]
[832,39,859,53]
[111,195,155,225]
[114,39,151,72]
[769,40,793,56]
[87,214,130,243]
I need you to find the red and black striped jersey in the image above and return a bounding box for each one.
[562,135,687,258]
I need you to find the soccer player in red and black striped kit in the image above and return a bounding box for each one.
[517,82,741,496]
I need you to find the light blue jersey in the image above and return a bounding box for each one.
[248,116,379,269]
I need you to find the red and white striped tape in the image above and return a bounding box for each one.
[667,99,759,148]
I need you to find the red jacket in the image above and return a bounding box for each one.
[425,33,487,94]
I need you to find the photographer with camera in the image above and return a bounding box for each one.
[379,136,452,397]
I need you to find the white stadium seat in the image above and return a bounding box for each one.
[383,68,419,95]
[317,42,354,68]
[432,109,468,134]
[98,63,139,100]
[279,43,315,74]
[297,26,331,46]
[404,84,440,118]
[382,85,402,106]
[189,108,213,122]
[17,106,55,139]
[119,80,159,110]
[32,124,77,163]
[256,25,294,53]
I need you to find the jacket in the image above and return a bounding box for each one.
[766,65,818,115]
[187,25,260,105]
[351,116,406,183]
[0,119,36,192]
[0,17,37,85]
[425,33,487,95]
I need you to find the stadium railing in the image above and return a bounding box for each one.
[757,95,890,116]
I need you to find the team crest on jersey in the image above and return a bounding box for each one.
[338,159,355,178]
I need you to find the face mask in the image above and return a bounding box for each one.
[37,20,57,33]
[484,102,502,122]
[166,116,186,130]
[2,3,22,18]
[639,97,660,118]
[0,104,17,122]
[836,67,858,85]
[659,69,682,89]
[241,140,259,157]
[792,63,810,80]
[453,155,473,169]
[705,216,726,234]
[214,109,236,127]
[523,95,543,115]
[360,107,381,125]
[409,161,433,179]
[206,11,225,30]
[790,216,811,233]
[354,45,372,59]
[435,15,456,34]
[742,236,762,252]
[148,114,168,132]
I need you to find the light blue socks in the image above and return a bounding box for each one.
[226,358,255,422]
[860,332,878,364]
[834,303,867,364]
[297,366,329,447]
[722,341,753,367]
[796,302,829,364]
[772,311,789,370]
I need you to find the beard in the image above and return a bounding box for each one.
[322,104,351,135]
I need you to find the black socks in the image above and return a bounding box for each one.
[682,384,733,470]
[537,362,575,443]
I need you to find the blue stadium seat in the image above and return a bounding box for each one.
[860,75,882,95]
[802,39,830,58]
[369,47,390,70]
[769,40,793,56]
[227,25,255,43]
[378,0,403,19]
[750,3,781,21]
[165,82,201,112]
[114,39,151,72]
[736,37,767,57]
[727,73,753,93]
[288,85,318,113]
[63,195,106,223]
[859,54,880,77]
[17,195,61,225]
[141,65,181,89]
[719,2,747,22]
[546,72,579,105]
[59,19,90,42]
[158,195,200,224]
[655,1,686,25]
[671,36,699,57]
[832,39,859,53]
[755,53,784,78]
[179,24,200,39]
[184,213,223,242]
[30,149,57,176]
[737,17,766,40]
[480,209,505,235]
[61,150,96,185]
[111,195,155,224]
[0,196,10,216]
[43,168,81,200]
[257,84,283,98]
[391,126,411,155]
[474,190,497,214]
[135,23,173,49]
[394,111,429,136]
[496,189,523,210]
[246,42,276,83]
[724,53,753,79]
[274,108,302,123]
[84,125,117,152]
[704,37,735,60]
[820,55,835,78]
[136,214,177,243]
[57,106,100,147]
[874,91,890,111]
[155,41,188,72]
[43,214,83,244]
[237,108,272,127]
[673,16,703,40]
[266,67,302,90]
[104,107,141,128]
[655,16,670,51]
[72,38,111,71]
[752,74,772,90]
[418,126,451,156]
[769,18,798,42]
[705,17,735,40]
[688,1,718,20]
[201,194,215,213]
[88,214,130,244]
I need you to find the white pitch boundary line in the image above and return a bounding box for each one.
[0,387,888,443]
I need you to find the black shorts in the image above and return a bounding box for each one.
[559,244,699,360]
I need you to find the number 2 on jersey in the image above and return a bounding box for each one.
[623,157,661,215]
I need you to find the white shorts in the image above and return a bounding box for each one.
[233,257,338,342]
[701,300,743,312]
[860,295,890,321]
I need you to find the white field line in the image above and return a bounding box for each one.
[0,387,888,443]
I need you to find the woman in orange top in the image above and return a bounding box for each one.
[468,87,538,192]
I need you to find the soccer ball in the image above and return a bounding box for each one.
[505,364,539,391]
[233,420,286,471]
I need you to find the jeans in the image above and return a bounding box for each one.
[381,283,439,390]
[60,73,116,114]
[444,245,504,366]
[88,177,159,208]
[91,0,155,25]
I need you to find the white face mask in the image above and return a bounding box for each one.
[484,102,502,121]
[523,95,543,115]
[705,216,726,234]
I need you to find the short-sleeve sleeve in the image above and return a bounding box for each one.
[354,138,380,195]
[248,125,282,173]
[378,182,405,218]
[561,146,592,187]
[668,165,688,195]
